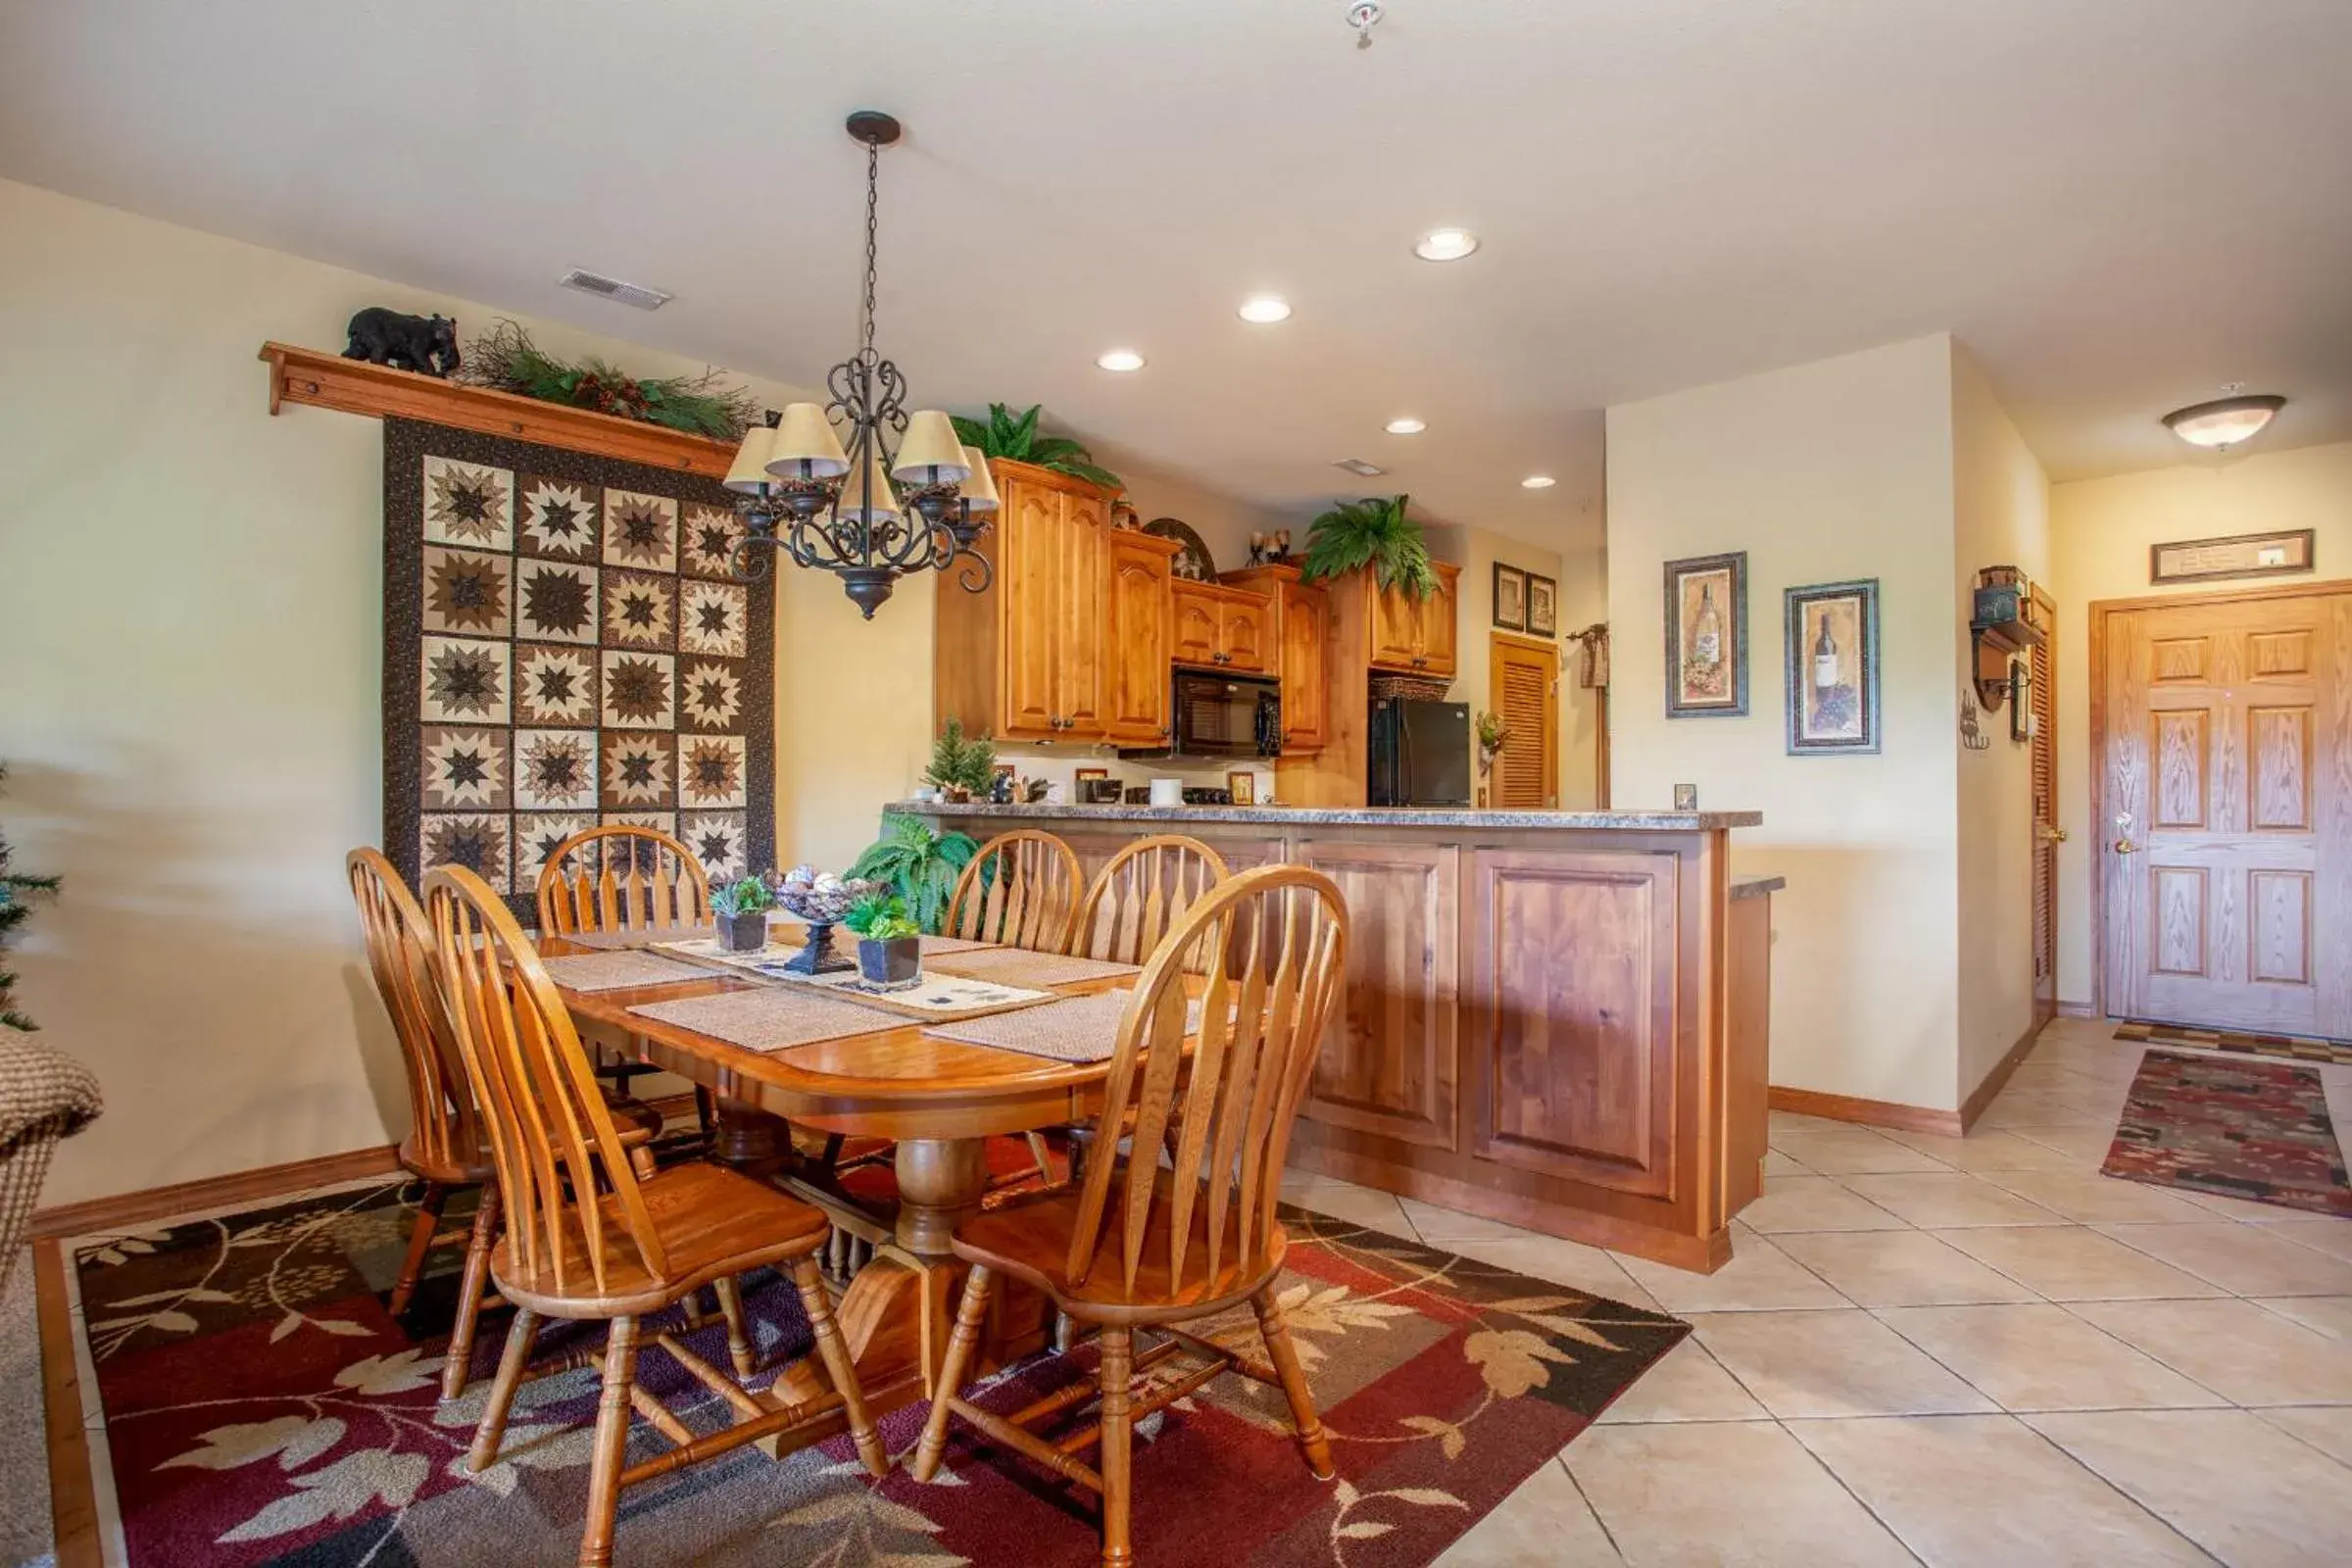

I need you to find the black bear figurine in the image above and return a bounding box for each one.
[343,308,461,377]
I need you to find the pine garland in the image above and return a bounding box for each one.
[457,318,763,442]
[0,763,61,1032]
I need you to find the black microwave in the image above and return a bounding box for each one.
[1120,670,1281,760]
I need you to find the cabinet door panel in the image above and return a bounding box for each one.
[1057,489,1108,737]
[998,484,1061,739]
[1417,566,1460,677]
[1171,583,1221,667]
[1220,596,1271,673]
[1465,848,1678,1198]
[1102,533,1172,743]
[1280,582,1329,753]
[1297,840,1458,1150]
[1368,580,1421,669]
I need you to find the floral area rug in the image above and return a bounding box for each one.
[67,1178,1687,1566]
[2103,1049,2352,1216]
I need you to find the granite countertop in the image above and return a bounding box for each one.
[886,800,1763,831]
[1731,874,1786,900]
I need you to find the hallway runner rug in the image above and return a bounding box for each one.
[54,1179,1687,1566]
[2115,1018,2352,1068]
[2102,1049,2352,1216]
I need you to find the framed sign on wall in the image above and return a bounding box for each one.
[2149,528,2315,585]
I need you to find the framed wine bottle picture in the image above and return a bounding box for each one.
[1662,552,1748,717]
[1784,578,1881,755]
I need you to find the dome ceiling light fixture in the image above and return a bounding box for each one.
[723,111,993,619]
[1414,227,1480,262]
[2163,388,2285,451]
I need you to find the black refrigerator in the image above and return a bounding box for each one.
[1367,698,1471,808]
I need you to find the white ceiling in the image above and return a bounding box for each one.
[7,0,2352,553]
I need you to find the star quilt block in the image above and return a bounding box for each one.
[518,474,601,560]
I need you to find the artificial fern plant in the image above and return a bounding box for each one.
[848,815,978,934]
[1298,494,1440,600]
[951,403,1122,490]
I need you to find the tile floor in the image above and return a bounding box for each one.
[1275,1017,2352,1565]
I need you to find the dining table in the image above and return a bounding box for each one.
[546,924,1140,1420]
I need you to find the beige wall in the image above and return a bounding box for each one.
[1608,335,1969,1110]
[2047,440,2352,1010]
[1950,345,2052,1095]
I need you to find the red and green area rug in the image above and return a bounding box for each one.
[2103,1049,2352,1217]
[62,1180,1685,1566]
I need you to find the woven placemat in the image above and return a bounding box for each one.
[540,951,714,993]
[628,988,900,1053]
[558,923,719,952]
[925,948,1143,988]
[922,989,1134,1062]
[919,935,999,956]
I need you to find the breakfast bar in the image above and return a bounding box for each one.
[894,800,1776,1271]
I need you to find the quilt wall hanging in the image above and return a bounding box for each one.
[382,416,774,922]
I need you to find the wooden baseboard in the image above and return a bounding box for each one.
[34,1239,103,1568]
[1959,1019,2047,1132]
[1768,1086,1964,1138]
[2057,1002,2100,1020]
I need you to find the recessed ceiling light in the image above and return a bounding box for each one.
[1385,417,1426,435]
[1096,348,1146,372]
[1237,295,1293,324]
[1413,228,1480,263]
[2162,393,2284,450]
[1520,474,1556,490]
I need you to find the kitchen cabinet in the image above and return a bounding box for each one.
[1366,561,1461,678]
[1102,530,1180,745]
[1168,579,1272,674]
[934,459,1123,743]
[1223,564,1330,755]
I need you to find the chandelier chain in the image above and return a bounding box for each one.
[859,138,881,365]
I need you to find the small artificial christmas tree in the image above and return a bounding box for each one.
[0,763,62,1032]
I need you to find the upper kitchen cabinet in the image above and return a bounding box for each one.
[1102,529,1180,745]
[935,459,1120,743]
[1223,564,1331,755]
[1366,561,1461,678]
[1168,578,1272,674]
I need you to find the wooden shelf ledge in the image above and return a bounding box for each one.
[258,341,739,478]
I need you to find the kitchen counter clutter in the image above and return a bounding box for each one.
[895,799,1776,1272]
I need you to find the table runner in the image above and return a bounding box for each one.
[628,988,898,1053]
[557,923,718,952]
[539,950,714,992]
[921,990,1135,1063]
[918,934,999,956]
[924,948,1143,989]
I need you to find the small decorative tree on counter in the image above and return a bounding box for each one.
[0,764,60,1033]
[922,718,1000,804]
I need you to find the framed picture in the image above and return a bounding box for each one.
[1673,782,1698,811]
[1526,572,1558,637]
[1784,579,1881,755]
[2149,528,2314,584]
[1493,563,1526,631]
[1663,552,1748,717]
[1226,770,1256,806]
[1074,766,1108,784]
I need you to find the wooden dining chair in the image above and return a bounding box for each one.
[944,828,1084,952]
[1069,834,1230,966]
[534,823,718,1140]
[346,848,504,1401]
[422,864,886,1568]
[911,864,1351,1567]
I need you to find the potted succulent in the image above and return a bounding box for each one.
[923,718,999,804]
[710,876,774,953]
[845,893,922,988]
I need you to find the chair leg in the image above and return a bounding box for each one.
[711,1273,757,1379]
[1024,1131,1055,1184]
[387,1181,448,1319]
[577,1315,639,1568]
[1098,1325,1136,1568]
[441,1183,502,1402]
[791,1254,888,1479]
[910,1263,994,1483]
[469,1305,540,1472]
[693,1087,718,1153]
[1252,1285,1335,1480]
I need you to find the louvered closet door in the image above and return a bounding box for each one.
[1491,636,1559,809]
[2102,588,2352,1035]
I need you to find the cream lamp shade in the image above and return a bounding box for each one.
[890,410,971,486]
[723,424,779,493]
[763,402,851,481]
[833,446,901,523]
[956,446,1000,514]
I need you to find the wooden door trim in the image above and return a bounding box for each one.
[2087,576,2352,1020]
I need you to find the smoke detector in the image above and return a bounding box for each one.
[558,269,673,311]
[1347,2,1384,49]
[1334,457,1388,477]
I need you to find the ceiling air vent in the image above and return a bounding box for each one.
[558,269,672,311]
[1333,457,1387,477]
